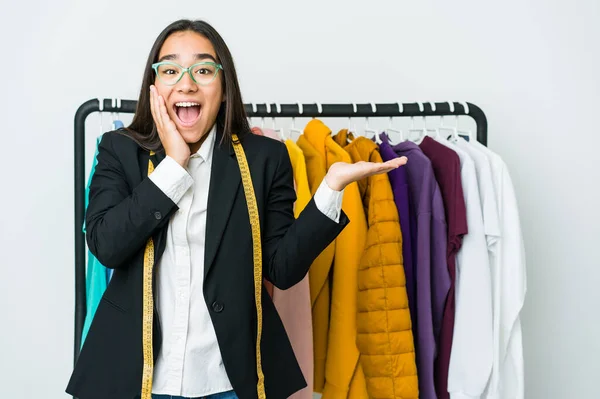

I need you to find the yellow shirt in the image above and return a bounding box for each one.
[285,139,311,217]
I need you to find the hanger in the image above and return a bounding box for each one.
[110,98,116,129]
[408,102,440,143]
[427,101,440,139]
[384,102,404,143]
[116,98,121,122]
[457,101,473,141]
[98,97,104,136]
[261,103,285,142]
[407,102,426,143]
[110,98,123,130]
[288,102,303,141]
[272,103,286,141]
[249,103,257,128]
[312,102,322,120]
[437,101,459,142]
[364,102,379,143]
[347,103,358,136]
[261,103,268,129]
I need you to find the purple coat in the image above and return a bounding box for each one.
[379,134,450,399]
[379,136,416,323]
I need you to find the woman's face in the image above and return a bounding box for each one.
[154,31,224,151]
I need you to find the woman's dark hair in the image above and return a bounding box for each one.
[122,19,250,151]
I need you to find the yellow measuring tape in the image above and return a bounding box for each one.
[231,133,266,399]
[140,135,266,399]
[140,151,156,399]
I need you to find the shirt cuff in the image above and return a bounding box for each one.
[148,155,193,204]
[314,178,344,223]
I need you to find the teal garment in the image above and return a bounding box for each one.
[105,117,122,281]
[81,133,110,347]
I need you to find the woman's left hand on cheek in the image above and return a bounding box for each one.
[324,156,408,191]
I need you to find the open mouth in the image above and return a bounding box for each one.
[173,102,202,127]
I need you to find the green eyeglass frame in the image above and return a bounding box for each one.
[151,61,223,86]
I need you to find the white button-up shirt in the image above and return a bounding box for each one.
[148,125,343,397]
[470,140,526,399]
[434,138,493,399]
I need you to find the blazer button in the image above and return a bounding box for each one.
[154,211,162,220]
[212,301,224,313]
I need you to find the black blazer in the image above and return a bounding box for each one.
[66,129,349,399]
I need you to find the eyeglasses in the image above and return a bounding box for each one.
[151,61,223,86]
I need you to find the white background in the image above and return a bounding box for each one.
[1,0,599,398]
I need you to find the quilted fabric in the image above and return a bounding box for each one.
[333,130,419,399]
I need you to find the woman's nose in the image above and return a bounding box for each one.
[175,70,197,92]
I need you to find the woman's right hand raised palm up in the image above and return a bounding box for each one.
[149,85,190,167]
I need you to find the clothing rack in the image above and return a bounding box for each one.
[73,99,488,365]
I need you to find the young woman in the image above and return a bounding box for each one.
[66,19,406,399]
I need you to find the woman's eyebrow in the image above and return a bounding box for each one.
[158,53,217,62]
[194,53,217,62]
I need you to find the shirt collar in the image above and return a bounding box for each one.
[190,123,217,163]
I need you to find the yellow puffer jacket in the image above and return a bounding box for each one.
[333,130,419,399]
[299,120,369,398]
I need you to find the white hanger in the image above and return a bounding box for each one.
[408,102,440,143]
[250,103,257,127]
[407,111,417,141]
[262,103,270,129]
[427,101,440,139]
[437,101,459,142]
[407,102,426,142]
[457,101,473,141]
[98,97,104,135]
[385,102,404,143]
[364,102,378,142]
[110,98,116,128]
[288,102,303,141]
[348,103,358,136]
[117,98,121,124]
[272,103,286,141]
[313,102,322,120]
[111,98,122,130]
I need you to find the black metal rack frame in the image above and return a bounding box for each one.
[73,99,488,365]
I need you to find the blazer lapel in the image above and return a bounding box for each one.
[204,136,241,279]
